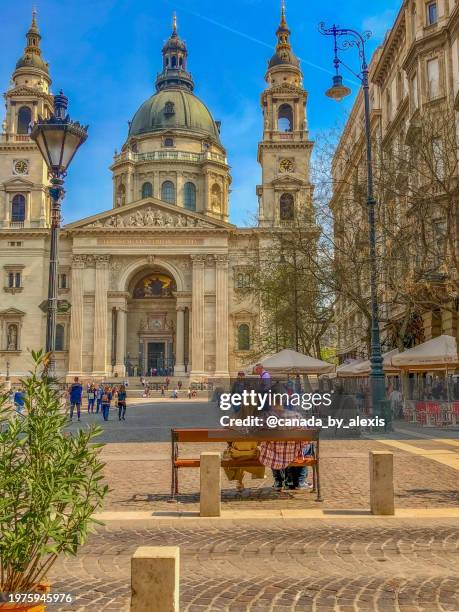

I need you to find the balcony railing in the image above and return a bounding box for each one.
[9,221,24,229]
[0,133,32,143]
[113,149,227,164]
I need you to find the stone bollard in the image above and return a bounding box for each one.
[200,451,221,517]
[131,546,179,612]
[369,451,394,515]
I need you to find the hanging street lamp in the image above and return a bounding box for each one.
[30,91,88,374]
[318,23,385,413]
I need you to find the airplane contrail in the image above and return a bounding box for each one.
[163,0,336,77]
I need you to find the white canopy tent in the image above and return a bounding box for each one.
[391,335,458,370]
[245,349,335,375]
[335,359,366,378]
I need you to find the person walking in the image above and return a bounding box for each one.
[165,376,170,390]
[160,385,165,397]
[117,384,127,420]
[69,377,83,422]
[95,383,104,414]
[101,386,112,421]
[87,384,96,413]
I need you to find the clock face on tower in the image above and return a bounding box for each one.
[13,159,29,175]
[279,158,294,173]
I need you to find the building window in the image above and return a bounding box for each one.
[183,182,196,210]
[11,194,26,222]
[411,73,419,110]
[164,101,175,117]
[58,273,68,290]
[237,324,250,351]
[8,272,21,288]
[141,182,153,198]
[161,180,176,204]
[236,273,251,289]
[55,324,65,351]
[279,193,294,220]
[427,57,440,99]
[277,104,293,132]
[164,137,174,147]
[17,106,32,135]
[432,137,445,179]
[427,2,437,25]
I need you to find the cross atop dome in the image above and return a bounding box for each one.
[156,14,194,92]
[268,0,299,70]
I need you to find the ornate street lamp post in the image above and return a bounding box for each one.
[318,23,385,412]
[30,91,88,374]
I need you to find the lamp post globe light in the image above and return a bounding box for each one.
[318,23,385,413]
[30,91,88,374]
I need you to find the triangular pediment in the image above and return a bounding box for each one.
[0,308,26,316]
[64,196,235,231]
[271,174,307,187]
[3,177,35,189]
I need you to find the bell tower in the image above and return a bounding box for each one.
[257,1,314,227]
[0,10,53,229]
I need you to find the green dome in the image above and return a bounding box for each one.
[129,89,220,141]
[16,53,49,73]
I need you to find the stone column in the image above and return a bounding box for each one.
[369,451,394,515]
[200,452,221,517]
[114,306,127,376]
[174,305,185,375]
[92,255,110,376]
[67,255,85,376]
[214,254,229,376]
[191,255,205,377]
[131,547,180,612]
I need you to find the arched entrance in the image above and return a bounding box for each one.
[123,267,188,376]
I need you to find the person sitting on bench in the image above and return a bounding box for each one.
[258,392,312,491]
[222,399,266,492]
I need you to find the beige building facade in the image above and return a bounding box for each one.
[332,0,459,362]
[0,9,314,381]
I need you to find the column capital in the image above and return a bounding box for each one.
[176,305,186,312]
[215,254,229,268]
[95,254,111,269]
[191,254,206,268]
[71,254,90,269]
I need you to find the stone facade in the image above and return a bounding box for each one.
[0,9,313,381]
[331,0,459,362]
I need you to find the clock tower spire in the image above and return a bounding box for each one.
[256,2,314,227]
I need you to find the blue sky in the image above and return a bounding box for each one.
[1,0,401,226]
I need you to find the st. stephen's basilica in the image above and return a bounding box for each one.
[0,7,314,380]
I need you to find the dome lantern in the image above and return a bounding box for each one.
[15,8,49,75]
[155,13,194,92]
[268,0,299,70]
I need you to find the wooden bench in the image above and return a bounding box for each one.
[171,428,322,502]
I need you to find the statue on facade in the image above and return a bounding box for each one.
[7,324,18,350]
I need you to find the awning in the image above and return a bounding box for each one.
[245,349,335,375]
[391,335,458,370]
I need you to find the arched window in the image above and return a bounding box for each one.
[179,56,183,67]
[279,193,294,221]
[11,194,26,222]
[161,181,176,204]
[55,324,65,351]
[141,182,153,198]
[183,182,196,210]
[171,56,177,68]
[277,104,293,132]
[211,183,222,210]
[17,106,32,135]
[237,324,250,351]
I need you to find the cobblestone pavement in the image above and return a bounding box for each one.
[47,518,459,611]
[65,402,459,512]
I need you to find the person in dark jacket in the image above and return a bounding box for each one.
[69,377,83,422]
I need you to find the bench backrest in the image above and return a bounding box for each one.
[172,427,320,443]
